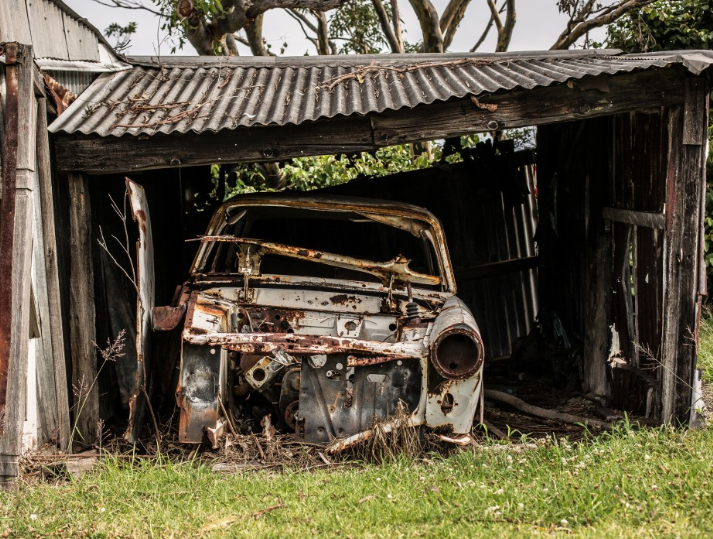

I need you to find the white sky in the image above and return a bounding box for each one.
[64,0,606,56]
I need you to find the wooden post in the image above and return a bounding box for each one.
[35,97,70,449]
[660,77,709,423]
[0,43,36,481]
[68,172,99,447]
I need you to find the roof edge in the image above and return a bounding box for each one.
[127,49,625,69]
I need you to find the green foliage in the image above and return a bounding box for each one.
[328,0,391,54]
[104,21,137,52]
[222,143,443,198]
[604,0,713,52]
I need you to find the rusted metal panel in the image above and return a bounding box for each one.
[172,195,484,445]
[48,51,706,139]
[124,179,156,443]
[0,42,20,415]
[152,305,187,331]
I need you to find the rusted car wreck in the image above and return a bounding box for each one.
[154,194,484,447]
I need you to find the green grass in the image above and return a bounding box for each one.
[4,330,713,538]
[3,425,713,538]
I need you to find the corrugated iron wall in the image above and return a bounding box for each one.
[321,152,539,361]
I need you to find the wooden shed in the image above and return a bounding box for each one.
[1,18,711,481]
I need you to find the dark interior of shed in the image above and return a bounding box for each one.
[53,109,687,442]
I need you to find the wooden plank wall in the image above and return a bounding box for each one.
[0,46,72,481]
[319,156,539,362]
[661,79,709,424]
[608,110,669,417]
[537,74,708,423]
[0,44,35,480]
[536,118,612,398]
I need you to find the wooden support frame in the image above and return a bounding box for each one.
[0,43,36,480]
[68,172,99,448]
[36,98,70,450]
[660,78,709,424]
[54,68,686,175]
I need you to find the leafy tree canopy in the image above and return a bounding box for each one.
[605,0,713,52]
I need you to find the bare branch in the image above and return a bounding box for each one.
[372,0,404,53]
[225,33,240,55]
[497,0,516,52]
[551,0,658,50]
[244,14,271,56]
[442,0,472,50]
[287,8,319,33]
[89,0,161,16]
[313,10,331,55]
[470,0,506,52]
[246,0,349,19]
[408,0,444,52]
[486,0,503,32]
[286,9,333,54]
[391,0,405,53]
[439,0,470,34]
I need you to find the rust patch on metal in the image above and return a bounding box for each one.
[346,355,398,367]
[0,42,20,415]
[152,304,187,331]
[43,73,77,116]
[329,294,362,306]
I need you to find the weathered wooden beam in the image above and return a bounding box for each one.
[602,207,665,229]
[372,68,684,146]
[54,68,687,175]
[0,43,35,481]
[55,118,376,175]
[683,79,707,146]
[68,172,99,448]
[36,98,70,450]
[660,78,709,423]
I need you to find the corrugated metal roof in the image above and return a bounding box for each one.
[0,0,120,64]
[48,50,712,138]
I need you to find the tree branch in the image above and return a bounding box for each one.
[313,10,331,55]
[246,0,348,19]
[89,0,162,16]
[550,0,658,50]
[391,0,405,53]
[470,0,503,52]
[486,0,503,32]
[244,14,271,56]
[408,0,444,52]
[372,0,403,53]
[496,0,516,52]
[442,0,472,50]
[287,8,319,33]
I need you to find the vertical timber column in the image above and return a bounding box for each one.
[36,98,70,450]
[661,77,709,423]
[0,43,36,481]
[68,172,99,447]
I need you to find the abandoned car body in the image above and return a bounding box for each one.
[154,194,484,446]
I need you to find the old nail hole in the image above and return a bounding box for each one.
[275,314,281,321]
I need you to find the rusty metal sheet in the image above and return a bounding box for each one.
[298,354,421,443]
[152,304,186,331]
[184,330,427,359]
[124,178,155,443]
[0,42,19,416]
